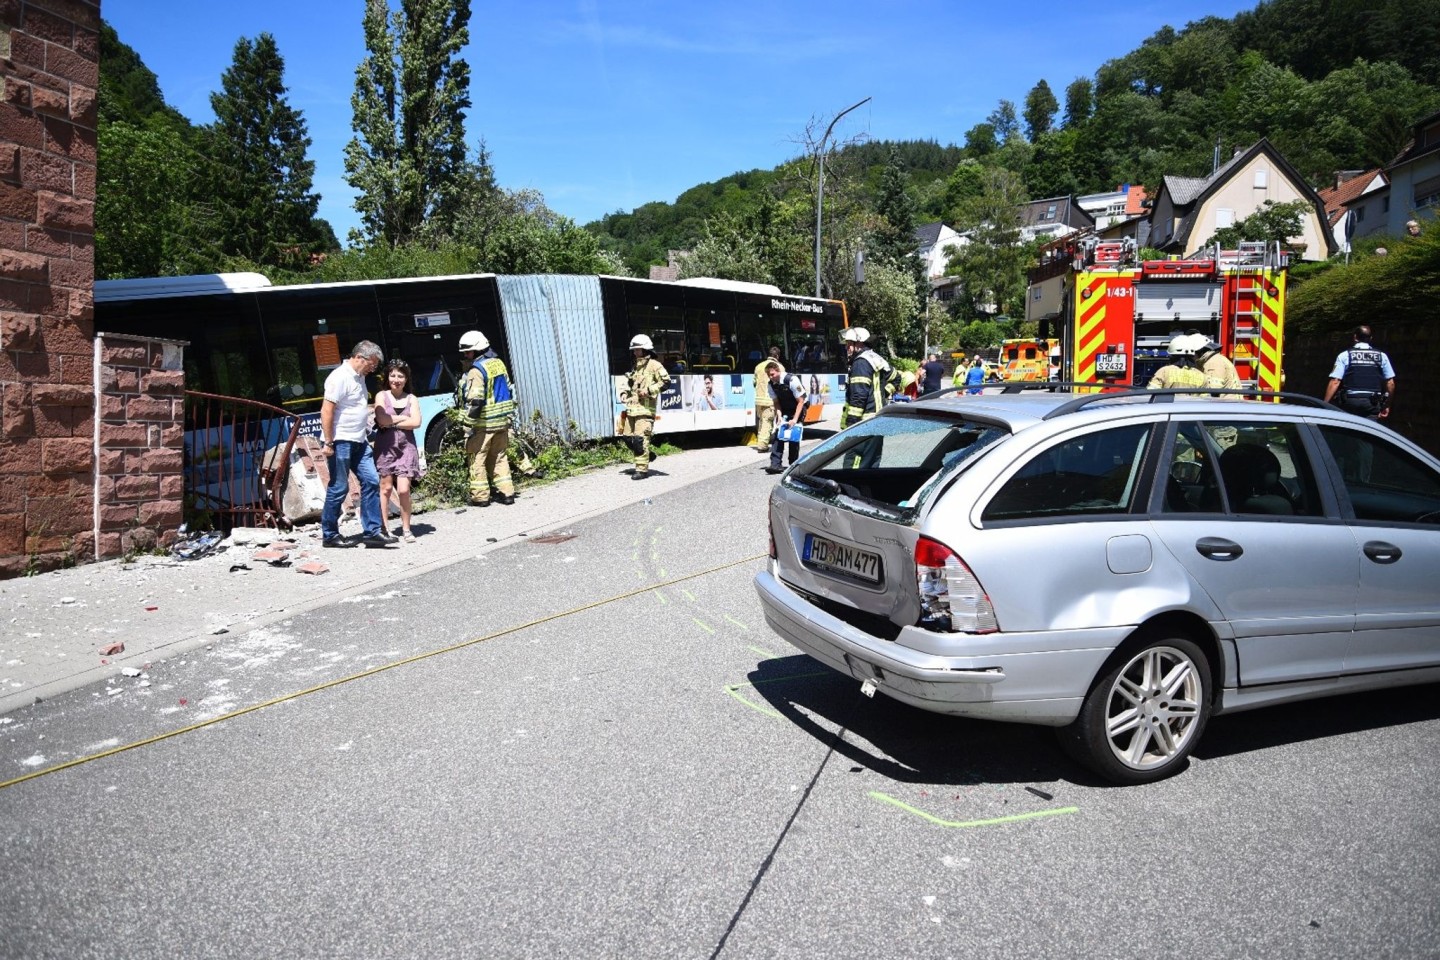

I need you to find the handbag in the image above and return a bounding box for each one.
[417,447,429,478]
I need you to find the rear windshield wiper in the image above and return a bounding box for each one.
[790,474,841,497]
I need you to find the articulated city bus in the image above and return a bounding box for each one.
[95,272,851,454]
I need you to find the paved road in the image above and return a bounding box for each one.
[2,461,1437,958]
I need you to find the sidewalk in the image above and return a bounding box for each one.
[0,437,802,716]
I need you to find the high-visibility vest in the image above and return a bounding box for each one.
[465,356,516,429]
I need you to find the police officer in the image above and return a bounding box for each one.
[762,360,808,474]
[1147,334,1209,394]
[840,328,898,428]
[1323,325,1395,421]
[458,330,517,506]
[620,334,671,478]
[1191,334,1243,398]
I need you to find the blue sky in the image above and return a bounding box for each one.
[104,1,1260,242]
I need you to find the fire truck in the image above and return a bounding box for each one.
[1026,237,1288,392]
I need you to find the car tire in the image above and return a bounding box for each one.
[1057,635,1212,785]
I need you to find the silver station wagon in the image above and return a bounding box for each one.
[754,388,1440,783]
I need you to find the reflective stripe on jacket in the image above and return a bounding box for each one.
[463,355,516,430]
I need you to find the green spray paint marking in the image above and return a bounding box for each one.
[682,589,696,602]
[725,616,749,631]
[692,618,715,634]
[747,645,776,659]
[869,791,1079,828]
[722,684,784,719]
[653,591,669,606]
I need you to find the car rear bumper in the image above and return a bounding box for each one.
[755,569,1120,725]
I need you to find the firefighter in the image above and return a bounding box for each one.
[458,330,518,506]
[619,334,671,478]
[840,328,899,428]
[1323,325,1395,421]
[752,345,782,451]
[1147,334,1209,394]
[1191,334,1243,398]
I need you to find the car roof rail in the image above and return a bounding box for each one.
[1039,387,1332,419]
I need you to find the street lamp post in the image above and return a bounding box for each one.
[814,96,871,298]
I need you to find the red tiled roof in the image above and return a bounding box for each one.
[1317,169,1386,226]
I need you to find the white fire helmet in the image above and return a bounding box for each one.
[458,330,488,352]
[840,327,870,344]
[629,334,654,351]
[1168,334,1198,358]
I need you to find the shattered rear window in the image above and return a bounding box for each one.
[787,412,1006,512]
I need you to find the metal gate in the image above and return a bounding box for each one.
[183,391,301,531]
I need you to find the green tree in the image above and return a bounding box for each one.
[944,166,1030,322]
[96,122,219,278]
[942,159,985,220]
[1023,80,1059,141]
[97,22,188,129]
[1205,199,1310,249]
[207,33,326,267]
[834,258,922,355]
[987,100,1021,143]
[871,148,922,274]
[1063,77,1093,128]
[676,193,807,290]
[963,122,998,158]
[345,0,473,247]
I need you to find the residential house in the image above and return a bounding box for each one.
[1077,185,1149,230]
[1017,196,1096,244]
[914,222,967,305]
[1381,108,1440,235]
[1148,138,1335,261]
[914,222,967,280]
[1317,168,1388,242]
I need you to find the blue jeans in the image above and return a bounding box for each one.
[321,440,383,540]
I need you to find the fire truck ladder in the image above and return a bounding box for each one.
[1227,241,1270,388]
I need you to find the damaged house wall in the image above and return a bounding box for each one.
[0,1,186,577]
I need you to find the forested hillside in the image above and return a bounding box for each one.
[587,0,1440,278]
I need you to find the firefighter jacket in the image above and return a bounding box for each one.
[842,349,898,428]
[623,355,671,418]
[1147,363,1208,394]
[461,352,517,432]
[1198,351,1243,396]
[754,358,775,408]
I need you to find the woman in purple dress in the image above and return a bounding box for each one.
[373,360,423,541]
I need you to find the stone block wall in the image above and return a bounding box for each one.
[95,334,185,558]
[0,0,100,577]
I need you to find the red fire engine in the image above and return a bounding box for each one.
[1027,237,1288,393]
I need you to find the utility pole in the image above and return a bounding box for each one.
[814,96,871,298]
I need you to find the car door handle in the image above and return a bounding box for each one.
[1363,540,1402,564]
[1195,537,1243,561]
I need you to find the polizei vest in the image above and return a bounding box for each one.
[1339,348,1386,415]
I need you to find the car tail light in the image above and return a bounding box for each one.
[915,535,998,633]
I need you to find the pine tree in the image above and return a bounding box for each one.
[345,0,473,247]
[207,33,323,266]
[1023,80,1059,141]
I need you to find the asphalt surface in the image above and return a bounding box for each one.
[2,435,1438,959]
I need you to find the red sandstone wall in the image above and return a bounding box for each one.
[0,0,100,575]
[95,334,185,558]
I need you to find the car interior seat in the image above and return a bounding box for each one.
[1220,443,1294,515]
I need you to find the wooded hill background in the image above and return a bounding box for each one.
[587,0,1439,275]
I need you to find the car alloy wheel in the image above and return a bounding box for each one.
[1061,636,1212,784]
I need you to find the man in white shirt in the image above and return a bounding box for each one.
[319,341,393,548]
